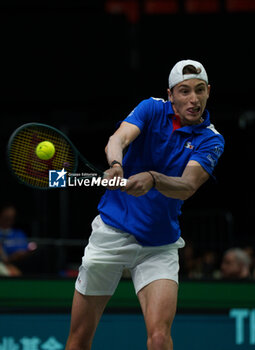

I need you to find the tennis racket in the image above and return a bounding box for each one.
[7,122,106,189]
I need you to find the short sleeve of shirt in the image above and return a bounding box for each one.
[123,98,155,131]
[190,134,225,177]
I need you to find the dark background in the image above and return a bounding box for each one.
[0,0,254,274]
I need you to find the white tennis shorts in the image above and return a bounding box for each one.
[75,215,185,296]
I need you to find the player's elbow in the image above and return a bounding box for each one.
[180,183,197,200]
[164,187,196,200]
[105,135,115,154]
[180,188,196,200]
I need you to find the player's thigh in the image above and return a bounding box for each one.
[137,279,178,333]
[68,290,111,340]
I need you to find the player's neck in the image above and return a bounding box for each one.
[180,117,204,127]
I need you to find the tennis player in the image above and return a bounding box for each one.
[66,59,225,350]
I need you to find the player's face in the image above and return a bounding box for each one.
[168,79,210,126]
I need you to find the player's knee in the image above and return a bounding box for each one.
[147,329,171,350]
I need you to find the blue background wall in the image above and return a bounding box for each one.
[1,311,254,350]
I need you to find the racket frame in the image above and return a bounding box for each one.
[7,122,105,190]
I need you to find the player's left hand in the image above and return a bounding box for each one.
[121,172,154,197]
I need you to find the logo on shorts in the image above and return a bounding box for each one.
[49,169,67,187]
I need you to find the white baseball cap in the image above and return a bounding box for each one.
[168,59,208,89]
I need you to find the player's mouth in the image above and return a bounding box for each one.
[186,106,201,116]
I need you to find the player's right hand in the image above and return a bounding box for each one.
[121,172,154,196]
[103,165,124,190]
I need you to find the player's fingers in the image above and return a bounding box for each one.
[121,177,135,191]
[122,176,150,196]
[105,177,128,190]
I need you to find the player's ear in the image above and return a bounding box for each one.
[167,88,174,102]
[207,84,211,98]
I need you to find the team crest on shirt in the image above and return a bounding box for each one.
[184,141,194,150]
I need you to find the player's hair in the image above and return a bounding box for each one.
[170,65,202,93]
[182,64,202,75]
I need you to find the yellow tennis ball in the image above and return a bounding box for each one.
[36,141,55,160]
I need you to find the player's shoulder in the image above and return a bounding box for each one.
[140,97,167,104]
[150,97,166,103]
[136,97,169,115]
[150,97,168,106]
[206,123,222,136]
[146,97,170,112]
[200,123,225,147]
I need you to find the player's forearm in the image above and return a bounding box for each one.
[105,134,125,166]
[150,171,196,200]
[105,122,141,167]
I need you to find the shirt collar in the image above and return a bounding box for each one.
[167,101,210,134]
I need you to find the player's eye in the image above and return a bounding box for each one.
[180,89,189,94]
[196,86,206,93]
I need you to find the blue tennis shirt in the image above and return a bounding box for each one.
[98,97,225,246]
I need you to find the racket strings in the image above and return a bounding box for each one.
[9,126,76,188]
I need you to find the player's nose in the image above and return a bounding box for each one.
[190,91,199,104]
